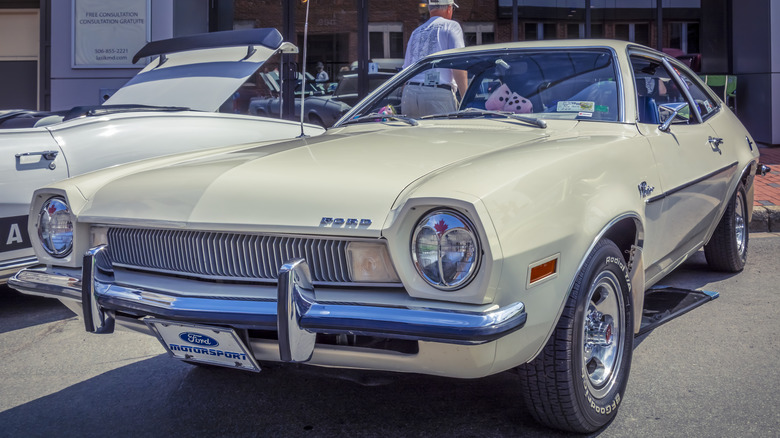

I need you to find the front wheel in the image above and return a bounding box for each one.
[518,239,634,433]
[704,182,748,272]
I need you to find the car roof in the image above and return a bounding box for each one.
[436,39,653,57]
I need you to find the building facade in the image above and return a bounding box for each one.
[0,0,778,145]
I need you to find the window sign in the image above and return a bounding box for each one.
[72,0,150,68]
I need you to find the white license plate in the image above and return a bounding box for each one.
[145,319,260,372]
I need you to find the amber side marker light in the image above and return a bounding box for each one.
[528,255,559,288]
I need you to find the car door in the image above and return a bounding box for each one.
[0,127,67,262]
[631,53,734,280]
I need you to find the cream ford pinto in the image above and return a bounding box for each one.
[10,40,760,433]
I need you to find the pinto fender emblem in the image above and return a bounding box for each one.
[321,217,372,227]
[638,181,655,198]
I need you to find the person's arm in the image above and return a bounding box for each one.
[449,23,467,101]
[453,69,468,102]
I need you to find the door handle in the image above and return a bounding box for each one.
[16,150,59,160]
[708,137,724,148]
[15,150,59,170]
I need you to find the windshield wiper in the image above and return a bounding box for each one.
[341,112,419,127]
[421,108,547,128]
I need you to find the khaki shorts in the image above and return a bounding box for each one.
[401,84,457,118]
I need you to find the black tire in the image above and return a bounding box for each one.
[518,239,634,433]
[704,182,748,272]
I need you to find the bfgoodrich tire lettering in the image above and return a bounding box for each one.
[518,239,634,433]
[704,182,748,272]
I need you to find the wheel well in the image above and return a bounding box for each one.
[739,161,756,193]
[601,218,639,264]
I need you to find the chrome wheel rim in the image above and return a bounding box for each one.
[735,192,746,258]
[582,270,625,399]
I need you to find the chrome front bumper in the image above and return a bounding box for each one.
[9,245,527,362]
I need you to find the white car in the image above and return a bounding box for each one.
[0,28,324,283]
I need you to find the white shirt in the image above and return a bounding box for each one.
[316,70,329,82]
[403,16,465,89]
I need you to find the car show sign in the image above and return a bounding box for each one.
[72,0,150,68]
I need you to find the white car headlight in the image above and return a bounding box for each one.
[412,209,480,290]
[38,197,74,258]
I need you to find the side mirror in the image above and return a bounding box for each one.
[658,102,690,132]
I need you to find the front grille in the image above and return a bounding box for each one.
[106,227,353,284]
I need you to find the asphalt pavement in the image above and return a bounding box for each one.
[1,233,778,437]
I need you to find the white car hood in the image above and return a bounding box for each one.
[78,123,552,235]
[105,29,281,112]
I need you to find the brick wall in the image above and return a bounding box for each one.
[234,0,497,65]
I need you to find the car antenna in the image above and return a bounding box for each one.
[298,0,312,138]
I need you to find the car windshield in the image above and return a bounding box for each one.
[342,48,620,125]
[335,74,393,97]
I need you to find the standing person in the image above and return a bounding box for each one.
[401,0,468,117]
[315,62,329,83]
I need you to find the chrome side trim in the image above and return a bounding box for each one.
[646,161,739,204]
[0,256,38,281]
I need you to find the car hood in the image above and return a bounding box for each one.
[105,29,282,112]
[78,121,558,236]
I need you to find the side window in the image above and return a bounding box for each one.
[630,56,689,125]
[672,67,719,120]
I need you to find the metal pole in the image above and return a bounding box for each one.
[300,0,311,135]
[357,0,369,101]
[657,0,663,50]
[512,0,518,42]
[282,0,296,120]
[585,0,591,39]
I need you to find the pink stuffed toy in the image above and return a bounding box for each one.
[503,92,533,114]
[485,83,511,111]
[485,84,533,114]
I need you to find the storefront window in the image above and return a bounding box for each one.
[463,23,495,46]
[566,23,582,39]
[615,23,650,45]
[369,23,403,59]
[669,22,699,54]
[524,22,558,40]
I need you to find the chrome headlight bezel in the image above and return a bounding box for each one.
[411,209,481,291]
[38,196,74,258]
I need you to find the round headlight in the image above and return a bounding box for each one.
[38,197,73,257]
[412,209,480,290]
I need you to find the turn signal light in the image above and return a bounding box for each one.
[529,257,558,286]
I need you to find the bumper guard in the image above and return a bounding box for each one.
[9,246,527,363]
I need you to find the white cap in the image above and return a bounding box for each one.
[428,0,459,8]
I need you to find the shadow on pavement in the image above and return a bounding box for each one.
[633,249,740,348]
[0,285,75,334]
[0,354,575,438]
